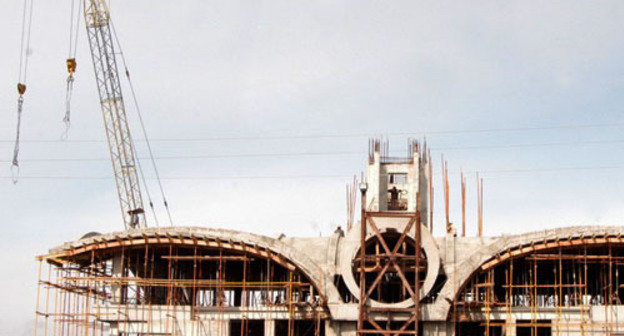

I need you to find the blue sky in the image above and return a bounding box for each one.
[2,1,624,334]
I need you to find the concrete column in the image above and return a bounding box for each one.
[504,318,516,336]
[445,233,458,295]
[109,325,120,336]
[325,320,345,336]
[447,323,456,336]
[217,319,230,336]
[197,319,230,336]
[333,321,357,336]
[422,321,455,336]
[112,255,123,303]
[264,319,275,336]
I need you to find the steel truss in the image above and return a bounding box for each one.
[83,0,145,229]
[357,189,424,336]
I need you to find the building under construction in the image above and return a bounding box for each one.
[32,139,624,336]
[15,2,623,335]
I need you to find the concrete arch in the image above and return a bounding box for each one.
[337,222,440,309]
[42,226,342,312]
[432,225,624,321]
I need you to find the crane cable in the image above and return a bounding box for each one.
[13,0,35,183]
[106,18,160,227]
[110,19,174,227]
[62,0,81,140]
[135,148,160,227]
[106,22,161,228]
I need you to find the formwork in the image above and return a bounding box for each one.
[453,237,624,335]
[33,232,327,336]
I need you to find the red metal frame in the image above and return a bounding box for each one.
[357,189,423,336]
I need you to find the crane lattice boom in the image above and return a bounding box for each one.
[83,0,146,229]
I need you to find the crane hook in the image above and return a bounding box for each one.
[12,83,26,183]
[66,58,76,74]
[62,58,77,140]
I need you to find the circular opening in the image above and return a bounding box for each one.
[352,230,427,303]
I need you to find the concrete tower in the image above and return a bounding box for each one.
[356,139,432,335]
[364,139,431,225]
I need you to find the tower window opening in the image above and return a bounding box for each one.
[387,173,408,210]
[388,173,407,185]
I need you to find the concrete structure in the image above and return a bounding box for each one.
[33,140,624,336]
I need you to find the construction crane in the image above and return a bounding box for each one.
[82,0,146,229]
[13,0,172,230]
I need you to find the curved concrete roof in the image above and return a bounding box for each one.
[429,225,624,321]
[43,226,343,312]
[42,225,624,321]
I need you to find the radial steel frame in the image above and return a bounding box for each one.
[357,189,423,336]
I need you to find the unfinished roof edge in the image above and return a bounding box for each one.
[46,224,624,256]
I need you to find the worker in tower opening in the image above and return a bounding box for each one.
[389,186,400,210]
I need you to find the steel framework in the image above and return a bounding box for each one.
[356,189,424,336]
[33,237,326,336]
[453,242,624,336]
[83,0,145,229]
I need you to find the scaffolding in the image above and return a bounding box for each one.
[355,194,425,335]
[33,235,327,336]
[453,240,624,336]
[354,138,428,336]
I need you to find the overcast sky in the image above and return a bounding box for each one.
[3,1,624,334]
